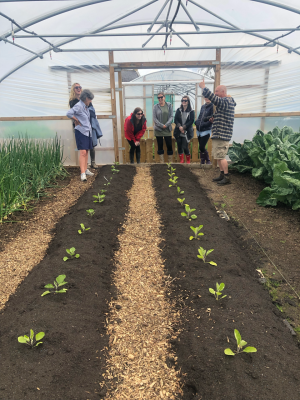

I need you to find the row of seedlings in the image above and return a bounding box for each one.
[166,163,257,356]
[18,163,120,348]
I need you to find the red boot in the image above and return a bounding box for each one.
[179,153,184,163]
[186,155,191,164]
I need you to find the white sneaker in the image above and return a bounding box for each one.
[85,169,94,176]
[81,173,87,181]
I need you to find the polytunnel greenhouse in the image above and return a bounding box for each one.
[1,1,300,400]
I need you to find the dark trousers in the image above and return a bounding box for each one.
[176,135,190,155]
[127,139,140,162]
[198,133,210,153]
[156,136,173,155]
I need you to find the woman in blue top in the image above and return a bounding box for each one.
[195,98,213,164]
[67,89,95,182]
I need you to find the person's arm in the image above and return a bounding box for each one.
[66,102,81,125]
[153,105,164,129]
[135,120,147,141]
[124,118,136,141]
[199,80,229,111]
[183,110,195,130]
[165,103,173,127]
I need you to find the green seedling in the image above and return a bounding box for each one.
[169,176,178,187]
[166,162,171,169]
[111,165,119,174]
[168,172,175,178]
[100,189,107,195]
[63,247,80,261]
[189,225,204,240]
[18,329,45,347]
[93,193,106,203]
[181,204,197,220]
[177,186,184,195]
[177,198,186,206]
[78,223,90,234]
[209,282,227,300]
[197,246,217,266]
[86,209,95,217]
[114,161,120,166]
[41,274,68,296]
[224,329,257,356]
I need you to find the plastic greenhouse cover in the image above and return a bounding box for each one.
[0,0,300,117]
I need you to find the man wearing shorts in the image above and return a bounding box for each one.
[199,80,236,185]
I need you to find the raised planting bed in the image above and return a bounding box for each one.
[151,164,300,400]
[0,165,136,400]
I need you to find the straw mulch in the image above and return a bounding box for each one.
[103,166,182,400]
[0,172,97,311]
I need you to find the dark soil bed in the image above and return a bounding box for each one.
[0,165,135,400]
[152,164,300,400]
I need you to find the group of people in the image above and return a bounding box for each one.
[67,79,236,186]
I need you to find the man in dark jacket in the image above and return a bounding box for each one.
[199,80,236,185]
[195,99,213,164]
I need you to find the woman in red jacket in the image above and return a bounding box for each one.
[124,107,147,164]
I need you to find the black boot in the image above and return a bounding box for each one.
[212,171,224,182]
[217,174,230,185]
[136,151,141,164]
[130,152,134,164]
[90,148,98,169]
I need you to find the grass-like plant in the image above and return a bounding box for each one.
[93,193,105,203]
[177,186,184,195]
[177,198,185,206]
[18,330,45,347]
[197,246,217,266]
[209,282,226,300]
[189,225,204,240]
[86,209,95,217]
[78,223,90,234]
[41,274,68,296]
[181,204,197,220]
[224,329,257,356]
[63,247,80,261]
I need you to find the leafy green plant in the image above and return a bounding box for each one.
[86,209,95,217]
[209,282,226,300]
[189,225,204,240]
[181,204,197,220]
[93,193,105,203]
[197,246,217,266]
[177,198,186,206]
[177,186,184,195]
[224,329,257,356]
[41,274,68,296]
[111,164,119,174]
[169,176,178,187]
[100,189,107,194]
[63,247,80,261]
[78,223,90,234]
[18,329,45,347]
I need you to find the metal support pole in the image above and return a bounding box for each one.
[170,27,190,46]
[0,35,43,58]
[147,0,170,32]
[142,23,165,48]
[109,51,119,163]
[179,0,200,31]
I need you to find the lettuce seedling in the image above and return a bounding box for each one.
[197,246,217,266]
[93,193,105,203]
[177,198,185,206]
[177,186,184,195]
[86,209,95,217]
[78,223,90,234]
[63,247,80,261]
[209,282,226,300]
[18,330,45,347]
[41,274,68,296]
[100,189,107,194]
[189,225,204,240]
[224,329,257,356]
[181,204,197,220]
[169,176,178,187]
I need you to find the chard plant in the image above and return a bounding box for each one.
[177,198,185,206]
[41,275,68,296]
[169,176,178,187]
[224,329,257,356]
[209,282,226,300]
[93,193,105,203]
[181,204,197,220]
[177,186,184,195]
[78,223,90,234]
[63,247,80,261]
[189,225,204,240]
[18,330,45,347]
[197,246,217,266]
[111,165,119,174]
[86,209,95,217]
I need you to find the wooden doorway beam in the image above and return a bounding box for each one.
[109,50,119,162]
[213,49,221,167]
[118,71,126,164]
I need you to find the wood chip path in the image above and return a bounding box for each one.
[0,173,97,311]
[103,166,182,400]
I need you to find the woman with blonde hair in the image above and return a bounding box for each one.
[69,83,98,169]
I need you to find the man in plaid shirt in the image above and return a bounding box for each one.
[199,79,236,185]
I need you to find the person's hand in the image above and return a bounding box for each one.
[135,141,140,146]
[199,79,205,89]
[179,126,184,133]
[209,117,214,123]
[73,117,81,126]
[163,125,166,129]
